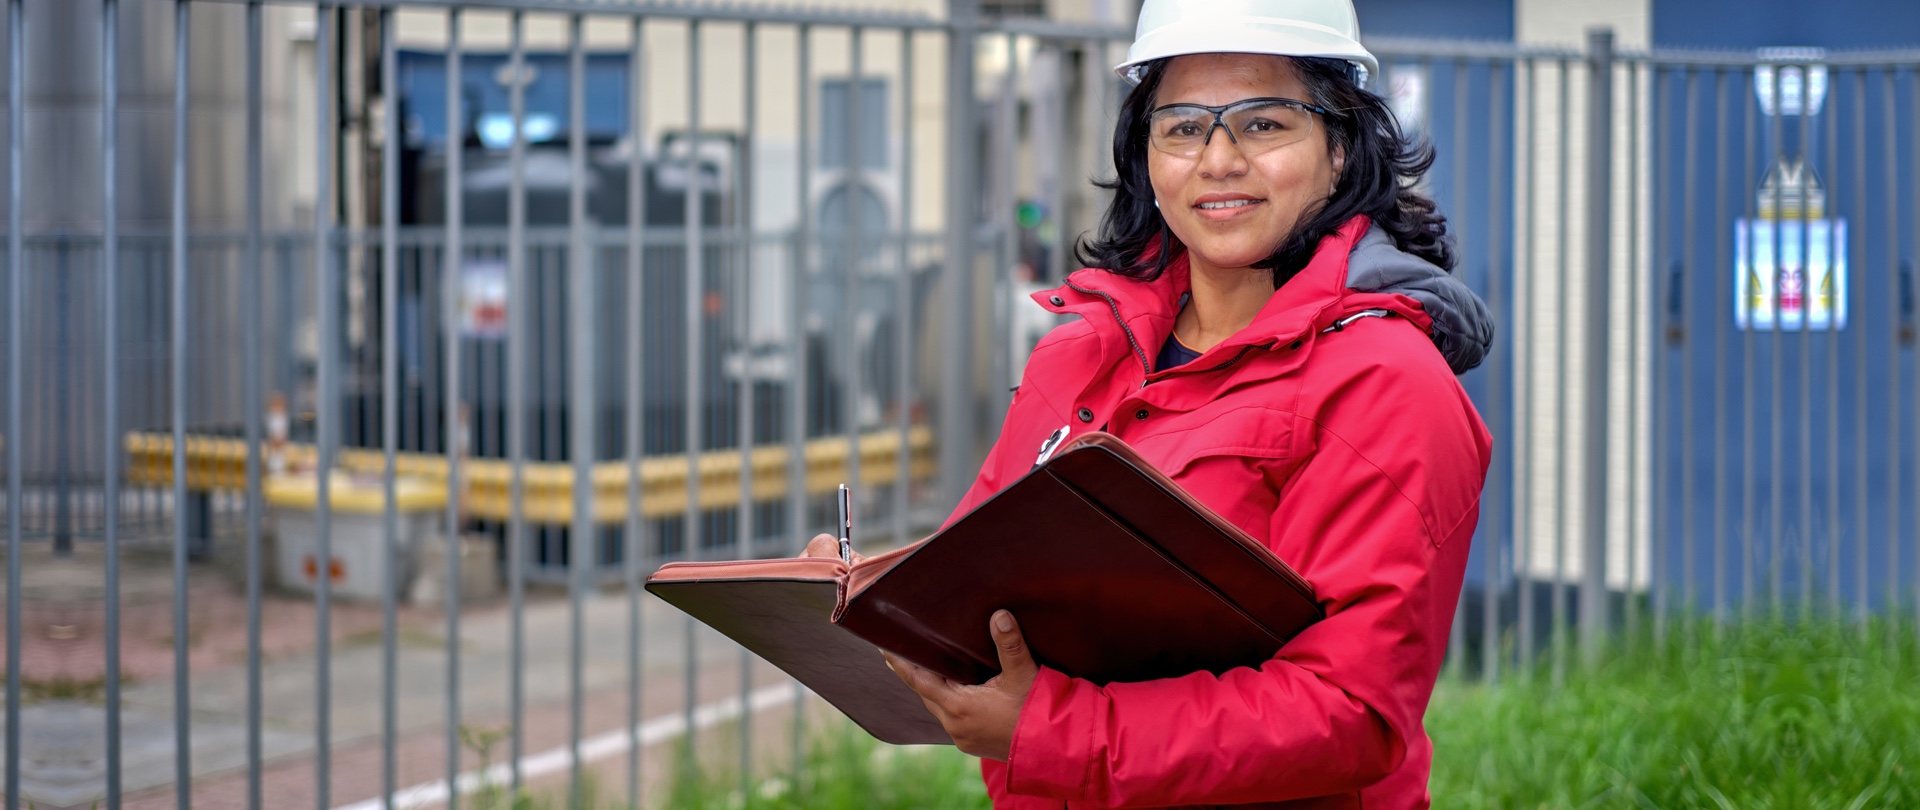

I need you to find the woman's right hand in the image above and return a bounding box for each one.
[802,533,863,564]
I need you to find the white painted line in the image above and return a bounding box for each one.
[333,683,806,810]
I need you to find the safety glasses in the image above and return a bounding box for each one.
[1146,97,1330,158]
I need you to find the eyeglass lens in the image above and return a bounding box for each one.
[1149,99,1317,158]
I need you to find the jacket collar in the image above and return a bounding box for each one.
[1036,216,1397,358]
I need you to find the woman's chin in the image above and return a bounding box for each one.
[1187,248,1276,275]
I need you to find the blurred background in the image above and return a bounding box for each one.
[0,0,1916,807]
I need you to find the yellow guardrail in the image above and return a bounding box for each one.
[125,426,937,523]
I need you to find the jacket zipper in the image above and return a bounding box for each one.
[1064,279,1153,384]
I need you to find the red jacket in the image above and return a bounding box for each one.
[945,217,1493,809]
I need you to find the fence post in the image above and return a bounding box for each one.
[941,0,981,511]
[1580,27,1615,668]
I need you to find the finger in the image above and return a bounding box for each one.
[989,610,1035,678]
[883,653,958,723]
[803,533,839,558]
[882,651,948,701]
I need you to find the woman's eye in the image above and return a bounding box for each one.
[1168,122,1203,137]
[1243,118,1283,133]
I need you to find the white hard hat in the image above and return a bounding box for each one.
[1114,0,1378,89]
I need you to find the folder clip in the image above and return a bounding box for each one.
[1034,424,1071,467]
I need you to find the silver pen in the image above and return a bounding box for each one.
[837,483,854,565]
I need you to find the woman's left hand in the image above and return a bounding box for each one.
[882,609,1036,762]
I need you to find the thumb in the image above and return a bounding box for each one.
[803,533,839,559]
[990,610,1034,677]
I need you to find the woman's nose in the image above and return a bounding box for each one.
[1196,126,1249,179]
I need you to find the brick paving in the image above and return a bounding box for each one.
[2,535,853,809]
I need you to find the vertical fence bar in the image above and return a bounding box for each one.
[1044,42,1067,286]
[442,8,466,806]
[1448,57,1469,678]
[378,8,401,806]
[311,7,337,807]
[1883,69,1901,641]
[789,24,813,776]
[244,2,266,805]
[170,1,193,801]
[1912,67,1919,645]
[1797,67,1815,621]
[1551,57,1570,688]
[682,17,705,761]
[1580,29,1614,667]
[2,0,17,803]
[1767,65,1783,616]
[1826,59,1841,619]
[995,32,1016,416]
[101,0,124,804]
[1622,58,1641,646]
[624,15,646,806]
[941,0,980,511]
[894,31,914,547]
[1711,67,1728,628]
[846,26,865,532]
[1519,58,1538,665]
[1650,63,1669,647]
[1741,68,1757,623]
[505,9,528,795]
[1482,58,1506,684]
[737,20,758,797]
[566,13,592,805]
[1083,39,1112,226]
[1851,67,1867,628]
[1679,68,1699,627]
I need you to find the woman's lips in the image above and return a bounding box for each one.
[1192,198,1264,221]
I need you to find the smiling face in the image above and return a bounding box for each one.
[1148,53,1344,277]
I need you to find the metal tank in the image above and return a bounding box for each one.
[9,0,302,539]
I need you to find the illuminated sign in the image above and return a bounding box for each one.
[1735,219,1847,331]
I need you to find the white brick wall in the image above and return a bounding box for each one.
[1513,0,1653,590]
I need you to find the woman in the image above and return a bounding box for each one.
[813,1,1493,806]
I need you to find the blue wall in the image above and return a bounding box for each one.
[1356,0,1513,40]
[1648,0,1919,612]
[1654,0,1920,50]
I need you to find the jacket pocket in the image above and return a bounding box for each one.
[1136,403,1295,478]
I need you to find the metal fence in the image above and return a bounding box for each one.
[2,0,1918,808]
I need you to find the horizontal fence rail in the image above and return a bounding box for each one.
[0,1,1916,808]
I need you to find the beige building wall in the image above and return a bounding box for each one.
[266,1,1136,394]
[391,7,953,238]
[1514,0,1653,591]
[274,1,1134,262]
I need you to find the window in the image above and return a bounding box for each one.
[983,0,1047,16]
[397,51,632,149]
[819,78,889,170]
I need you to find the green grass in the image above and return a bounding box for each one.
[1427,619,1920,808]
[664,725,988,810]
[525,618,1920,808]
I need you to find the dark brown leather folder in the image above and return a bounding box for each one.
[645,432,1321,745]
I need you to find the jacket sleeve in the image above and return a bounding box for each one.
[993,359,1489,806]
[941,381,1035,531]
[942,329,1084,530]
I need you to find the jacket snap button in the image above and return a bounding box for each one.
[1077,407,1094,423]
[1135,408,1150,420]
[1049,295,1065,306]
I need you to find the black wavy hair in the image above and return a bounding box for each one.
[1076,56,1455,288]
